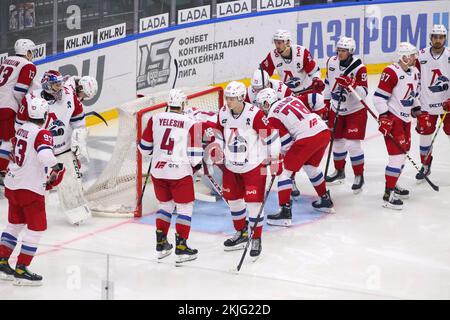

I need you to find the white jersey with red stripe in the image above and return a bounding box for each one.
[323,56,368,116]
[267,96,328,153]
[374,63,420,123]
[139,111,203,180]
[184,107,217,123]
[261,44,321,89]
[17,87,86,155]
[416,46,450,115]
[245,79,292,105]
[218,102,279,174]
[4,122,56,195]
[0,56,36,112]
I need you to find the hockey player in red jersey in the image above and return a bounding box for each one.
[0,97,65,286]
[139,89,203,263]
[323,37,368,194]
[261,29,324,93]
[414,25,450,182]
[218,81,280,260]
[0,39,37,184]
[373,42,420,210]
[256,89,334,226]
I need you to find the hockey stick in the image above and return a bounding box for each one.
[348,86,439,192]
[236,174,277,272]
[323,58,363,179]
[260,64,266,89]
[421,111,447,167]
[85,111,108,126]
[202,160,225,200]
[138,59,180,208]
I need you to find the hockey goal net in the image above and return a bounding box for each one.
[84,86,224,218]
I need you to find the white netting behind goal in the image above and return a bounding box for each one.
[84,86,223,218]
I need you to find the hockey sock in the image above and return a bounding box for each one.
[175,202,193,239]
[277,170,293,206]
[0,158,8,173]
[347,140,364,176]
[0,223,25,259]
[247,203,263,239]
[17,229,43,266]
[385,155,405,189]
[229,199,247,231]
[155,201,175,235]
[304,165,327,197]
[419,134,433,165]
[332,139,347,171]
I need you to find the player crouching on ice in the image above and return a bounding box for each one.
[0,97,65,286]
[139,89,203,263]
[218,81,280,260]
[16,70,91,225]
[373,43,420,210]
[256,89,335,227]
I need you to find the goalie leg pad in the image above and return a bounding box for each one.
[56,152,91,225]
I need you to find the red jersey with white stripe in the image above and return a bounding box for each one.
[416,46,450,115]
[17,87,86,155]
[374,63,420,123]
[323,56,368,115]
[261,45,320,89]
[0,56,36,112]
[267,96,328,154]
[245,79,292,105]
[139,111,203,180]
[4,122,55,195]
[218,103,279,174]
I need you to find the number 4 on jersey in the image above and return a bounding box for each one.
[160,128,174,154]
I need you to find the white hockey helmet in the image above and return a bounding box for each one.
[430,24,447,38]
[273,29,291,42]
[167,89,188,109]
[224,81,246,101]
[14,39,36,57]
[78,76,98,100]
[251,69,270,90]
[28,97,49,120]
[397,42,418,61]
[337,36,356,54]
[256,88,278,113]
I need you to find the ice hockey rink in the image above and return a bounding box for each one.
[1,74,449,300]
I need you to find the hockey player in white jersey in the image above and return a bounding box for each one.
[323,37,369,194]
[217,81,280,260]
[256,89,334,226]
[373,42,420,210]
[0,97,65,286]
[0,39,37,184]
[16,70,91,225]
[261,30,324,94]
[139,89,203,263]
[414,25,450,182]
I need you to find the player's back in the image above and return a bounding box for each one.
[4,122,53,195]
[150,111,197,180]
[0,55,35,112]
[269,96,327,141]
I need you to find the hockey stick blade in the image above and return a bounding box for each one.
[85,111,109,126]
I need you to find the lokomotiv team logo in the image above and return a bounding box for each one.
[428,69,449,93]
[136,38,174,90]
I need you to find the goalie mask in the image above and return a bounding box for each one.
[42,70,64,100]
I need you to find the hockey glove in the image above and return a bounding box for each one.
[443,98,450,112]
[311,78,325,94]
[335,75,356,89]
[192,163,202,175]
[416,112,433,135]
[378,113,394,136]
[46,163,66,190]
